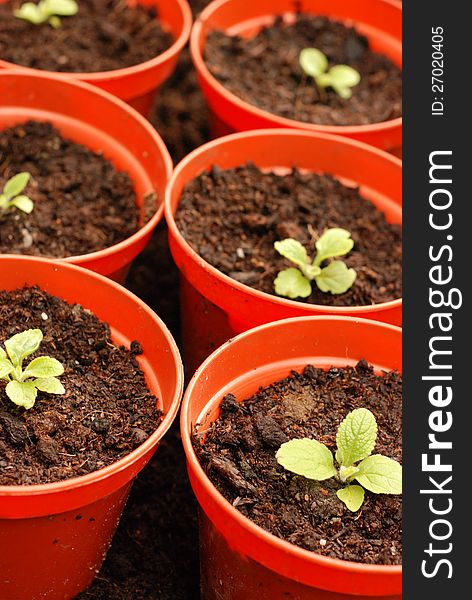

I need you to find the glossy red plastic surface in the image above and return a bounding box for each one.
[0,0,193,116]
[0,256,184,599]
[0,70,173,282]
[165,129,402,372]
[181,316,402,598]
[190,0,402,149]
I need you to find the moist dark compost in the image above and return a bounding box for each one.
[204,15,402,126]
[0,121,141,258]
[194,361,402,565]
[150,47,211,164]
[175,164,402,306]
[0,286,161,486]
[0,0,173,73]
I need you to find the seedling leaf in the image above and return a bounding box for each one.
[22,356,65,379]
[335,408,377,467]
[6,380,38,410]
[10,195,34,214]
[3,172,30,199]
[35,377,65,394]
[316,260,357,295]
[327,65,361,99]
[274,238,309,268]
[5,329,43,367]
[276,438,336,481]
[300,48,328,78]
[336,485,365,512]
[355,454,402,494]
[314,228,354,266]
[0,357,14,380]
[274,268,312,299]
[47,0,78,15]
[14,3,44,24]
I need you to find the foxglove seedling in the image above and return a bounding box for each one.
[0,329,65,410]
[274,228,356,298]
[276,408,402,512]
[299,48,361,99]
[0,172,34,214]
[14,0,78,29]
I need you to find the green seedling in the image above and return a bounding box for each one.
[299,48,361,99]
[274,228,356,298]
[14,0,78,29]
[1,329,65,410]
[0,172,34,214]
[276,408,402,512]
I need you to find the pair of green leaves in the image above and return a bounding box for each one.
[0,172,34,215]
[276,408,402,512]
[274,228,357,298]
[1,329,65,410]
[14,0,78,28]
[300,48,361,99]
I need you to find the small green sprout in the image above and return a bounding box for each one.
[0,329,65,410]
[274,228,356,298]
[0,172,34,214]
[299,48,361,99]
[276,408,402,512]
[14,0,78,29]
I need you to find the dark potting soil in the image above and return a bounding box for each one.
[0,286,161,486]
[194,362,402,565]
[0,0,173,73]
[150,47,211,164]
[0,120,143,258]
[175,164,402,307]
[204,15,402,126]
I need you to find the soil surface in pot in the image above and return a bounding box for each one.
[0,0,173,73]
[194,361,402,564]
[0,285,161,485]
[175,164,402,306]
[0,120,143,258]
[204,15,402,126]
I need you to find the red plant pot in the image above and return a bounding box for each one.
[181,316,402,599]
[0,0,193,116]
[165,129,402,373]
[191,0,402,151]
[0,70,173,283]
[0,255,183,600]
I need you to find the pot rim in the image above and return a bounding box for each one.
[0,69,174,266]
[190,0,402,136]
[0,0,193,83]
[0,255,184,496]
[180,314,402,577]
[165,128,402,317]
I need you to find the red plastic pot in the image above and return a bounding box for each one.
[0,70,173,283]
[191,0,402,151]
[0,255,183,600]
[181,316,402,599]
[0,0,193,116]
[165,129,402,373]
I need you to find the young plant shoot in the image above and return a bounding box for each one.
[0,329,65,409]
[0,172,34,214]
[14,0,78,29]
[299,48,361,99]
[276,408,402,512]
[274,228,356,298]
